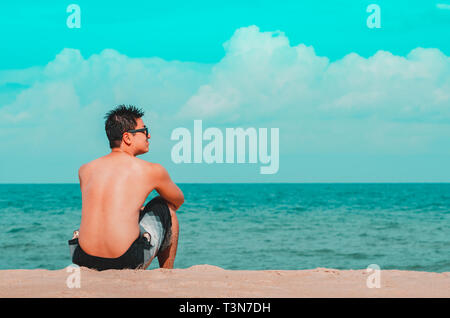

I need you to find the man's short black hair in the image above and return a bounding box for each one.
[104,105,145,148]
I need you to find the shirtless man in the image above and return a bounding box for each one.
[69,105,184,270]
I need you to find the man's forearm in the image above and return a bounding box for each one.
[162,186,184,211]
[167,195,184,211]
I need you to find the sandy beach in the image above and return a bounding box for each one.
[0,265,448,298]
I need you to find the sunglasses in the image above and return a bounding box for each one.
[127,127,149,138]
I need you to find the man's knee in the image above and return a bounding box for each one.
[143,196,178,243]
[145,196,166,210]
[142,196,172,228]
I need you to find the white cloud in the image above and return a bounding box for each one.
[179,26,450,125]
[436,3,450,10]
[0,48,211,167]
[0,48,211,129]
[0,25,449,179]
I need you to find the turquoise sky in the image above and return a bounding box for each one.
[2,1,449,68]
[1,1,450,183]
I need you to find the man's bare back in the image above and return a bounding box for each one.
[78,153,155,257]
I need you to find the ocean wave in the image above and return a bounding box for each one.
[6,227,27,234]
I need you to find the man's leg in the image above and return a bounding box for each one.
[157,204,179,269]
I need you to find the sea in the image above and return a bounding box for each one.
[0,183,449,272]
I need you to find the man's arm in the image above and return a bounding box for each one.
[151,163,184,210]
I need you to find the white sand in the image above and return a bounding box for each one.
[0,265,448,298]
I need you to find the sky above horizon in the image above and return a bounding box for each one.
[1,1,450,183]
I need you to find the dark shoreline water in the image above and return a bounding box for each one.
[0,183,449,272]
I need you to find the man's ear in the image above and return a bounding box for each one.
[122,132,132,146]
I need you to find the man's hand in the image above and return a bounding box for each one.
[167,202,178,211]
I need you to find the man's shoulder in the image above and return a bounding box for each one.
[79,157,100,170]
[78,156,166,177]
[78,157,104,175]
[123,157,162,174]
[140,160,163,172]
[78,162,89,175]
[140,160,167,178]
